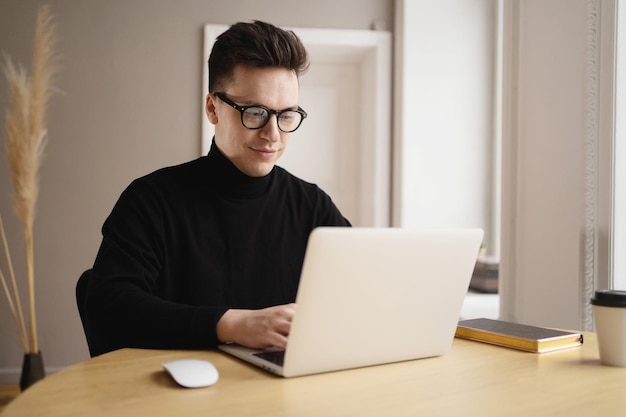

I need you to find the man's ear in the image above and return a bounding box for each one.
[205,94,218,125]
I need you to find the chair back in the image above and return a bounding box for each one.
[76,269,96,356]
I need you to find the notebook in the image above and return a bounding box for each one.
[218,227,484,377]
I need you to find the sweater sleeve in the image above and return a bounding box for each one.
[85,179,228,356]
[311,185,352,228]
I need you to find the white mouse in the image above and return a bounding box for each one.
[162,359,219,388]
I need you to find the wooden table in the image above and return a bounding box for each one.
[2,332,625,416]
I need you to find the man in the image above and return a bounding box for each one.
[82,21,350,356]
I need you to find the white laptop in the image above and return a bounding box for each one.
[219,227,483,377]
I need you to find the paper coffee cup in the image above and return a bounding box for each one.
[591,290,626,367]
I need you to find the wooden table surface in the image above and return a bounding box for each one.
[2,332,626,416]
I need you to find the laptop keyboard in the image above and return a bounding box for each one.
[253,350,285,366]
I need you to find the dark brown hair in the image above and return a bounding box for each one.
[208,20,309,92]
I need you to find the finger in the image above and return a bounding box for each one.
[273,318,292,336]
[276,303,296,321]
[268,332,289,349]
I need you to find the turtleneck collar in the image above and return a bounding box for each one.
[205,138,274,198]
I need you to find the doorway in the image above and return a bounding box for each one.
[202,25,392,227]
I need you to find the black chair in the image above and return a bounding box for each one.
[76,269,96,357]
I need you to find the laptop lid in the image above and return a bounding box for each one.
[219,227,483,377]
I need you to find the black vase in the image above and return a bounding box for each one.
[20,351,45,391]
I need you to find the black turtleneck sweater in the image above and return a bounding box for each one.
[85,141,350,355]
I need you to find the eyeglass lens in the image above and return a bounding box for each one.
[242,107,303,132]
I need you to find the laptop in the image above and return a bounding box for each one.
[219,227,484,377]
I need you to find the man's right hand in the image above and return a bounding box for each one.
[216,303,296,349]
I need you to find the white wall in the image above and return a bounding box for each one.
[0,0,393,382]
[393,0,499,256]
[613,0,626,289]
[499,0,617,331]
[396,0,619,332]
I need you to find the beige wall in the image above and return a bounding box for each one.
[0,0,393,381]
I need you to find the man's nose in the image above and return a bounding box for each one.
[260,114,281,142]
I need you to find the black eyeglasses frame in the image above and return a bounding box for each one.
[212,92,307,133]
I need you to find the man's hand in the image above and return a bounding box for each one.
[216,303,296,349]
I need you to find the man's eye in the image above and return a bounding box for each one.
[245,108,266,119]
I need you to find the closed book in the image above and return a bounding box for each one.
[455,318,584,353]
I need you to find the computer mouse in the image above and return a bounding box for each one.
[162,359,219,388]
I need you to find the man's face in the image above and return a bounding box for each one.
[205,65,300,177]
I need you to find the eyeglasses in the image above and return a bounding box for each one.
[213,92,307,133]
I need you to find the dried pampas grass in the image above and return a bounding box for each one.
[0,5,59,354]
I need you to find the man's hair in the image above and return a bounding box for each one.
[208,20,309,92]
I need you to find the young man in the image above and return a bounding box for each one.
[82,21,350,356]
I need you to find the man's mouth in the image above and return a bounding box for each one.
[251,147,278,156]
